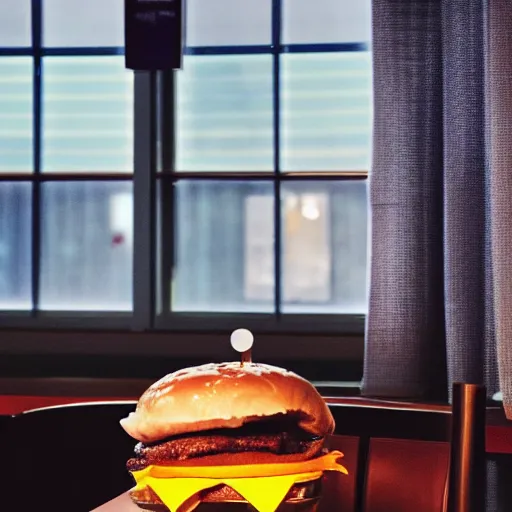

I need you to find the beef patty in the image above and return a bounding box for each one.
[126,416,323,471]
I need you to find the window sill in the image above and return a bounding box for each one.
[0,312,365,335]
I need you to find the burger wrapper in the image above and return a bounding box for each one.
[130,450,348,512]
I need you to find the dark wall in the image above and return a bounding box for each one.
[0,353,363,382]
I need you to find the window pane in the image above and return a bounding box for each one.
[172,180,274,312]
[0,0,31,47]
[177,55,273,171]
[43,0,124,47]
[282,0,371,44]
[40,181,133,311]
[186,0,271,46]
[281,52,372,172]
[42,57,133,172]
[0,182,31,310]
[0,58,33,172]
[282,181,367,314]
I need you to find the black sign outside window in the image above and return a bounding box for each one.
[125,0,183,71]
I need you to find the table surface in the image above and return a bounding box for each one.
[92,492,139,512]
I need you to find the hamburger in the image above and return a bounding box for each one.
[120,362,347,512]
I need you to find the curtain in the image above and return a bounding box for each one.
[363,1,512,508]
[363,0,512,408]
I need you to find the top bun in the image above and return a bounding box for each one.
[120,362,334,443]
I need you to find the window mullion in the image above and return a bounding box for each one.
[31,0,42,314]
[272,0,282,317]
[132,71,157,330]
[156,70,176,318]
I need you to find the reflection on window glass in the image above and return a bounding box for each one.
[0,58,33,172]
[282,0,371,44]
[186,0,271,46]
[177,55,273,171]
[282,181,367,314]
[0,0,31,47]
[244,194,274,302]
[282,191,331,304]
[43,0,124,47]
[42,57,133,172]
[241,182,368,313]
[281,52,372,172]
[170,180,367,314]
[172,180,274,313]
[40,181,133,311]
[0,182,32,310]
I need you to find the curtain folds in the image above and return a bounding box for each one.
[364,0,512,410]
[364,1,512,509]
[488,0,512,422]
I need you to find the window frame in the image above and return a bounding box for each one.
[0,0,368,367]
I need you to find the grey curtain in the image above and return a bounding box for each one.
[364,0,512,408]
[363,0,512,508]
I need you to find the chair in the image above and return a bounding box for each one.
[5,401,137,512]
[319,383,486,512]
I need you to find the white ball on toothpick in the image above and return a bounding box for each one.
[230,328,254,353]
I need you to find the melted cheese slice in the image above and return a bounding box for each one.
[131,451,348,512]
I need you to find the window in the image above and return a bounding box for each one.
[0,1,371,354]
[158,0,371,327]
[0,0,133,325]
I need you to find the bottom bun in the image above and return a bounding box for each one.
[130,478,322,512]
[133,500,320,512]
[133,501,320,512]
